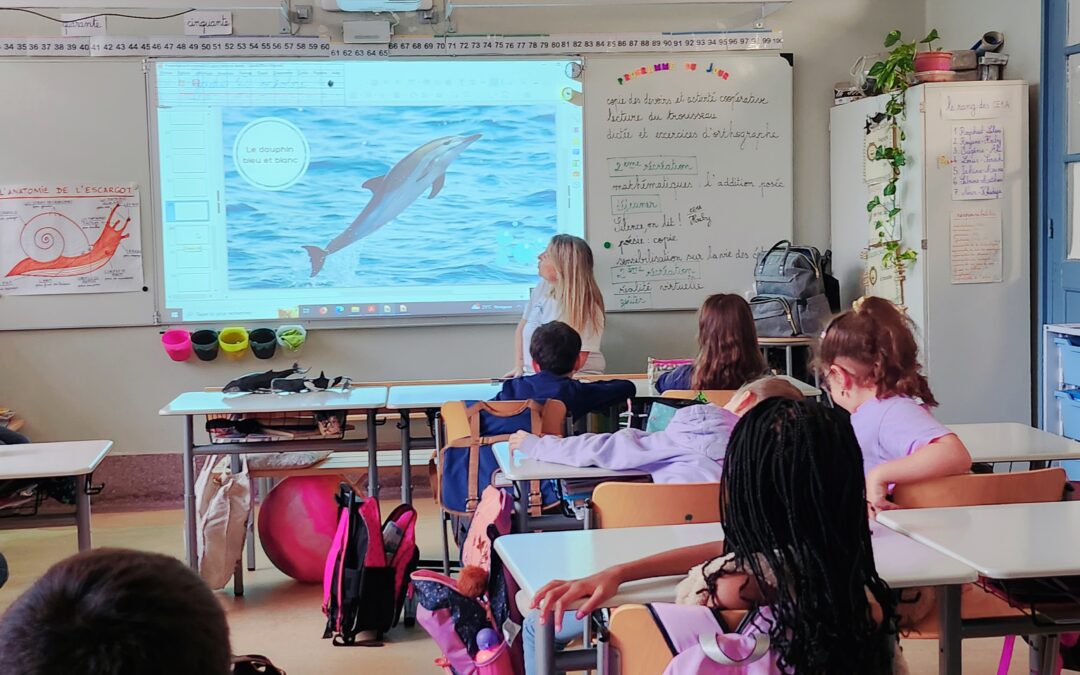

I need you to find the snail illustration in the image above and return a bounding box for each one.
[6,203,130,278]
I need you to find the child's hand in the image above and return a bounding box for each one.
[508,430,534,451]
[504,366,523,378]
[865,470,898,519]
[530,568,624,631]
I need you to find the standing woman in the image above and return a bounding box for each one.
[510,234,607,376]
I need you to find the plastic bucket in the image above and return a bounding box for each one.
[191,329,220,362]
[250,327,278,359]
[276,325,307,352]
[219,327,250,359]
[161,329,192,362]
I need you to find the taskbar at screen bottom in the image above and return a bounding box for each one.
[161,300,527,323]
[298,300,527,319]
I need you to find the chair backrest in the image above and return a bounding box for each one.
[590,482,721,529]
[440,399,568,442]
[891,467,1069,508]
[662,390,736,406]
[608,605,751,675]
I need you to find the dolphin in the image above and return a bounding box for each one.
[303,133,481,276]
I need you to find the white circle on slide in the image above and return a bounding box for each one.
[233,118,310,191]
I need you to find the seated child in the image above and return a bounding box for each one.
[657,294,768,393]
[816,296,972,515]
[508,376,803,484]
[0,548,232,675]
[530,399,903,674]
[494,320,634,420]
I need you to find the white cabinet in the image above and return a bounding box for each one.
[829,82,1030,424]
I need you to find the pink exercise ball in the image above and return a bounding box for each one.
[257,475,341,583]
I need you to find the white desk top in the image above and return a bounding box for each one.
[386,382,504,409]
[492,441,649,482]
[878,501,1080,579]
[496,521,976,612]
[952,423,1080,463]
[159,387,388,416]
[0,440,112,480]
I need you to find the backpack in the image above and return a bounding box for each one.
[438,400,566,519]
[754,240,828,301]
[647,603,779,675]
[412,570,519,675]
[749,294,832,338]
[322,484,419,646]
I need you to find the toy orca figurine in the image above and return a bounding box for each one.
[223,363,309,393]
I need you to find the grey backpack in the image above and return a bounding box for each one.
[750,294,831,338]
[754,240,826,300]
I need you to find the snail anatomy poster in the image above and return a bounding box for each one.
[0,184,143,295]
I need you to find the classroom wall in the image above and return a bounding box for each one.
[0,0,926,454]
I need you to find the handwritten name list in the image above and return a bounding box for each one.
[586,56,793,310]
[952,123,1004,200]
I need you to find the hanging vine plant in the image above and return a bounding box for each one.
[862,29,940,276]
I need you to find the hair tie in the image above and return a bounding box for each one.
[852,296,868,313]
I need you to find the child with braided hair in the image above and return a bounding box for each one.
[530,399,904,674]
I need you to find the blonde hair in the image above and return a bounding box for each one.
[546,234,605,336]
[735,376,804,403]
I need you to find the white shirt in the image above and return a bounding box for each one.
[521,279,605,374]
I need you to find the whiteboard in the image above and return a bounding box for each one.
[584,53,793,311]
[0,59,156,330]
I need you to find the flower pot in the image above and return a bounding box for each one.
[161,329,192,362]
[191,329,220,362]
[915,51,953,73]
[249,328,278,359]
[219,327,250,360]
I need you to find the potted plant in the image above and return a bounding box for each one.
[913,29,951,73]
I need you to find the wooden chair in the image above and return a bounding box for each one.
[889,468,1069,637]
[607,604,751,675]
[662,390,736,406]
[435,399,568,571]
[589,482,721,529]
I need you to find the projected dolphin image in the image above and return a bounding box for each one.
[303,133,482,277]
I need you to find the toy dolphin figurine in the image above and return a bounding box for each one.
[223,363,309,393]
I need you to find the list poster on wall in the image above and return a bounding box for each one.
[0,184,143,296]
[950,204,1003,284]
[952,123,1004,200]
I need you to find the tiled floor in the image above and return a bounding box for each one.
[0,501,1052,674]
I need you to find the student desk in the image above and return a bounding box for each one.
[0,440,112,551]
[385,382,503,504]
[496,521,977,675]
[758,336,817,382]
[951,422,1080,466]
[879,501,1080,675]
[159,388,388,587]
[492,440,648,532]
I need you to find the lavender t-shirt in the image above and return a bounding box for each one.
[849,396,952,475]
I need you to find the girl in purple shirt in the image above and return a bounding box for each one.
[816,297,972,516]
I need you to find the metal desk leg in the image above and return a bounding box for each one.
[399,411,413,504]
[441,511,452,575]
[183,415,198,569]
[75,474,91,551]
[367,409,379,498]
[515,480,530,532]
[937,585,961,675]
[230,453,244,597]
[536,614,556,675]
[785,345,794,377]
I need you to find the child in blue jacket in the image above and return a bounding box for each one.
[492,321,633,420]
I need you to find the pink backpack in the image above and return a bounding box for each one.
[412,488,522,675]
[461,486,513,571]
[322,484,419,646]
[647,603,780,675]
[411,570,518,675]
